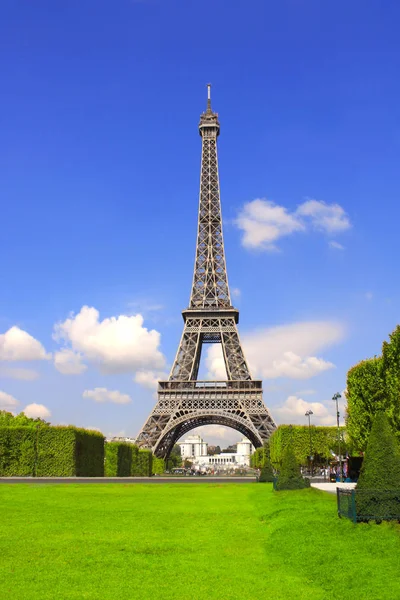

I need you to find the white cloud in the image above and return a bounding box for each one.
[0,326,50,361]
[296,199,351,233]
[53,306,165,375]
[0,390,20,410]
[329,241,345,250]
[83,387,132,405]
[231,288,241,298]
[23,403,51,419]
[0,367,39,380]
[365,292,373,301]
[273,395,335,425]
[205,345,227,380]
[235,198,351,251]
[235,199,304,251]
[206,321,345,381]
[134,370,167,390]
[54,349,87,375]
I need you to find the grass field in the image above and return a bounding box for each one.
[1,484,399,599]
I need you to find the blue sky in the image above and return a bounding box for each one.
[1,0,399,445]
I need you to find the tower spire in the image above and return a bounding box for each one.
[207,83,212,111]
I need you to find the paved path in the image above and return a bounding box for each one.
[311,482,356,494]
[0,476,257,484]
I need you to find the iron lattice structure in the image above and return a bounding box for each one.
[136,86,276,457]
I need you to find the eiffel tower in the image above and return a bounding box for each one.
[136,85,276,458]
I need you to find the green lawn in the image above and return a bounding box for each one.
[0,484,399,599]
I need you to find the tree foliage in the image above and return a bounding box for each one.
[346,325,400,451]
[275,444,310,491]
[251,441,271,469]
[269,425,346,468]
[356,412,400,521]
[0,410,50,427]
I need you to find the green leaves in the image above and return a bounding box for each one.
[346,324,400,451]
[269,425,346,467]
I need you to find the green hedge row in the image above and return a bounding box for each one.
[269,425,347,467]
[0,426,104,477]
[137,449,153,476]
[104,443,155,477]
[105,442,133,477]
[0,426,159,477]
[0,427,37,476]
[152,456,165,475]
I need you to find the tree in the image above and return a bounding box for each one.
[0,410,50,427]
[356,412,400,521]
[167,444,182,469]
[346,325,400,451]
[258,458,274,483]
[269,425,347,468]
[222,444,237,453]
[275,443,310,491]
[346,358,385,451]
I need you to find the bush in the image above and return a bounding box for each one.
[0,427,37,476]
[135,449,153,476]
[251,442,271,469]
[258,461,274,483]
[356,412,400,521]
[152,456,165,475]
[130,445,139,476]
[275,444,310,491]
[36,427,104,477]
[105,442,133,477]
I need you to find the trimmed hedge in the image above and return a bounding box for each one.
[356,412,400,521]
[275,444,310,491]
[152,456,165,475]
[136,449,153,476]
[75,429,104,476]
[0,427,37,476]
[105,442,132,477]
[270,425,346,468]
[130,445,139,476]
[0,426,105,477]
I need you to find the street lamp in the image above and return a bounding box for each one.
[305,410,314,477]
[332,392,342,482]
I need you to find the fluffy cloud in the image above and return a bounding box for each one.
[0,326,50,361]
[83,387,132,405]
[53,306,165,375]
[296,199,350,233]
[0,367,39,380]
[235,198,351,251]
[206,321,345,381]
[235,199,304,251]
[54,349,87,375]
[134,370,168,390]
[273,395,336,425]
[23,403,51,419]
[0,390,20,410]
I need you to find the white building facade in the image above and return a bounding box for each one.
[177,434,254,468]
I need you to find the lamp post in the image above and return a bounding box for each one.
[305,409,314,477]
[332,392,342,482]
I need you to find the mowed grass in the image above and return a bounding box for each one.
[1,484,400,599]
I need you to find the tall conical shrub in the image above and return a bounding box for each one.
[356,412,400,521]
[275,443,310,490]
[258,458,274,483]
